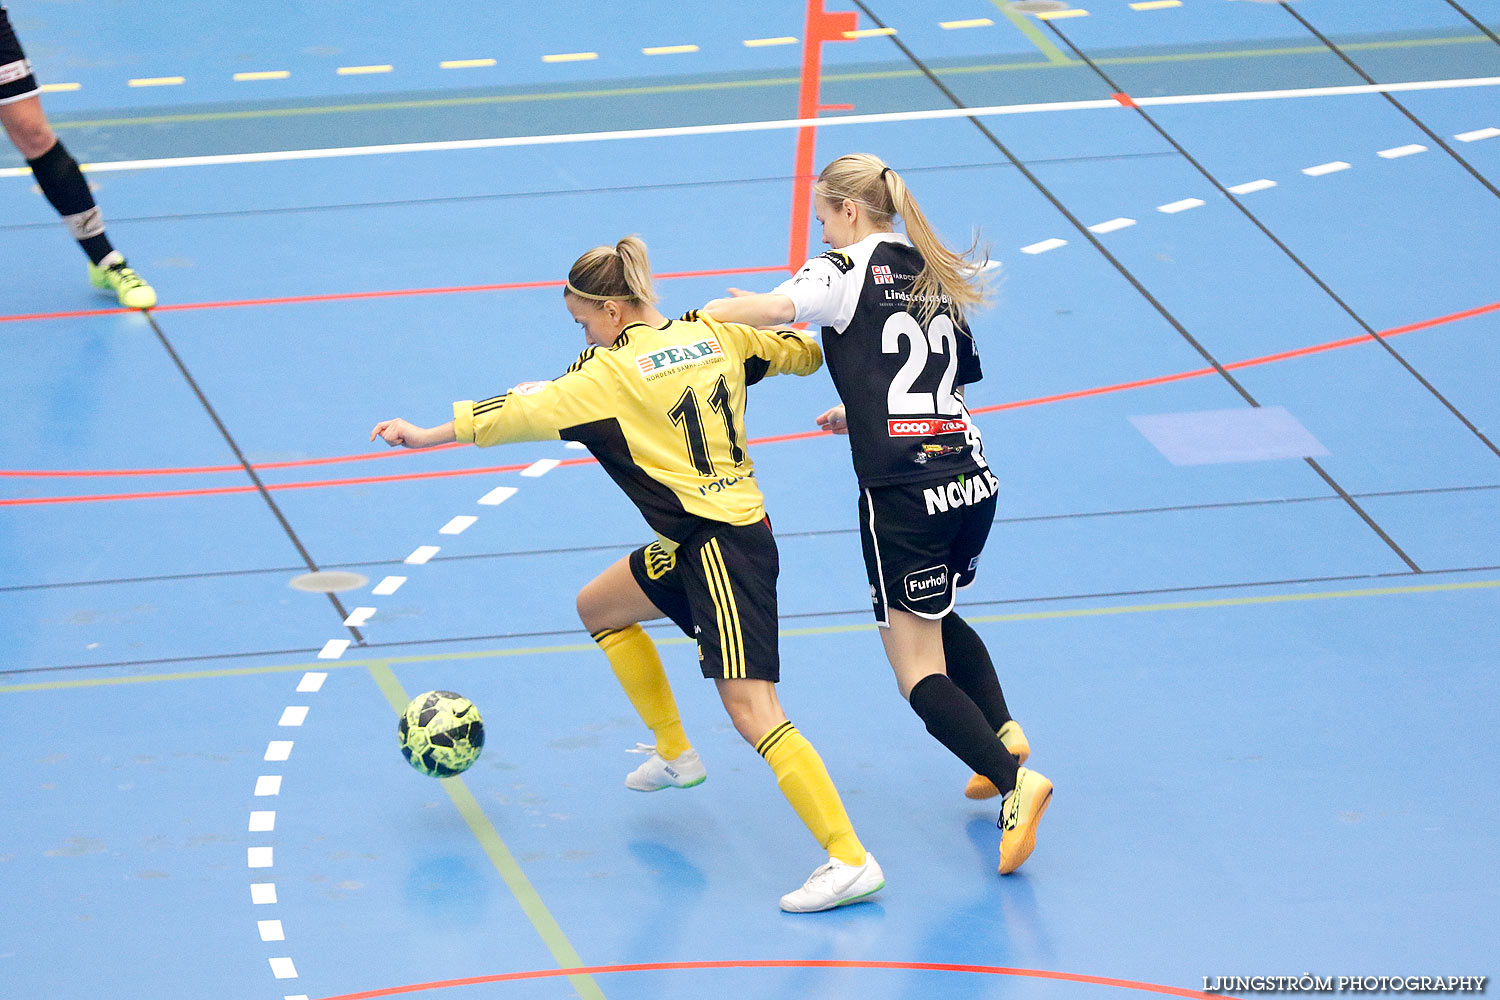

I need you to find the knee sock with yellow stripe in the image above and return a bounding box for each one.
[756,721,866,866]
[592,625,691,761]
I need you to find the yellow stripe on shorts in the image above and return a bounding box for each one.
[702,538,745,678]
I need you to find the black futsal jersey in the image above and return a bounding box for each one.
[774,233,987,488]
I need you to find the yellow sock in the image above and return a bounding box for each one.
[756,721,865,866]
[592,625,690,760]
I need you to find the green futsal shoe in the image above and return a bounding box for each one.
[89,259,157,310]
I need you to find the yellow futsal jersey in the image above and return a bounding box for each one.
[452,312,822,547]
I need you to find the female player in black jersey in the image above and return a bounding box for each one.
[702,153,1051,875]
[371,237,883,912]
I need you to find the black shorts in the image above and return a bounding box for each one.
[0,8,39,107]
[629,517,781,683]
[859,469,1000,625]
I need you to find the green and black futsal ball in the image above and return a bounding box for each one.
[398,690,485,777]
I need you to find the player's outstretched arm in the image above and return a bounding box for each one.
[370,418,458,449]
[702,289,796,327]
[815,404,849,435]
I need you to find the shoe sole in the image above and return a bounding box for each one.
[998,783,1052,875]
[780,878,885,913]
[626,774,706,792]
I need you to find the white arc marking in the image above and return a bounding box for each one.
[1455,127,1499,142]
[254,775,282,796]
[372,575,407,595]
[1377,144,1427,158]
[269,957,298,979]
[405,545,440,564]
[278,706,309,727]
[478,486,519,505]
[1157,198,1205,214]
[1302,161,1351,176]
[249,811,276,832]
[1226,178,1276,194]
[1088,217,1136,234]
[439,515,478,534]
[258,919,286,942]
[296,672,327,692]
[251,882,278,904]
[264,741,293,762]
[343,607,376,627]
[521,459,561,477]
[317,639,350,659]
[248,846,274,868]
[1020,238,1067,255]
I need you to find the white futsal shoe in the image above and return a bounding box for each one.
[779,853,885,913]
[624,745,706,791]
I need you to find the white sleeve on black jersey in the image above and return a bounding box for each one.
[771,252,864,334]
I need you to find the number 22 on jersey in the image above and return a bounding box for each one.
[883,311,961,417]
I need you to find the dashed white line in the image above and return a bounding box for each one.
[542,52,598,63]
[940,18,994,29]
[405,545,441,564]
[478,486,518,505]
[1378,143,1427,158]
[249,811,276,833]
[234,71,290,82]
[343,607,377,627]
[269,957,298,980]
[1036,9,1090,19]
[521,459,561,477]
[254,775,282,796]
[129,76,185,87]
[337,65,392,76]
[1302,161,1351,176]
[372,575,407,595]
[643,44,699,55]
[278,706,309,727]
[317,639,350,660]
[439,515,479,534]
[844,27,897,38]
[258,919,286,942]
[251,882,278,904]
[40,82,80,92]
[264,741,293,762]
[296,672,327,693]
[743,36,798,47]
[1158,197,1206,214]
[248,846,274,868]
[440,59,496,69]
[1456,126,1500,142]
[1087,217,1136,234]
[1226,178,1277,194]
[1020,238,1067,255]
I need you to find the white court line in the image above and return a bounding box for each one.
[478,486,518,505]
[1456,126,1500,141]
[5,77,1494,179]
[254,775,282,796]
[1088,217,1136,234]
[1157,198,1205,214]
[248,846,274,868]
[259,919,286,942]
[372,575,407,595]
[343,607,376,627]
[264,741,293,762]
[251,883,278,904]
[1378,144,1427,158]
[522,459,561,477]
[405,545,440,564]
[296,671,327,693]
[1021,238,1067,255]
[317,638,350,659]
[564,441,589,450]
[249,811,276,832]
[278,706,309,727]
[440,515,479,534]
[1302,161,1351,176]
[1226,178,1277,194]
[269,957,298,980]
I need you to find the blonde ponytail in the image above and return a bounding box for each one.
[565,235,658,305]
[814,153,988,325]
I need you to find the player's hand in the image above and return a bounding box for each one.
[815,404,849,435]
[371,418,424,448]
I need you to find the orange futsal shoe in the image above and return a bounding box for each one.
[998,766,1052,875]
[964,720,1031,799]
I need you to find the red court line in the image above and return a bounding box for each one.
[312,958,1240,1000]
[0,265,788,325]
[2,299,1494,507]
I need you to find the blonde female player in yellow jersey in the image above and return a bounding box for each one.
[702,153,1052,876]
[371,236,884,912]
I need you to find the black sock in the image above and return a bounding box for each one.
[909,673,1018,796]
[27,140,115,265]
[942,613,1013,732]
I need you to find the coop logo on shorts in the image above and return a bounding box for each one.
[637,337,725,379]
[872,264,894,285]
[888,418,968,436]
[904,564,949,603]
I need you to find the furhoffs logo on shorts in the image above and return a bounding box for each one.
[904,564,949,603]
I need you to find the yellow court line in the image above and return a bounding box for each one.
[1036,9,1091,20]
[5,579,1496,695]
[987,0,1073,64]
[743,36,798,47]
[128,76,185,87]
[642,44,699,55]
[844,27,897,38]
[368,664,606,1000]
[233,71,290,81]
[337,65,393,75]
[942,18,996,29]
[1131,0,1182,9]
[440,59,497,69]
[40,82,81,92]
[542,52,598,63]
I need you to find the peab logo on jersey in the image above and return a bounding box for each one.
[636,337,725,380]
[888,418,969,437]
[904,564,950,603]
[872,264,894,285]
